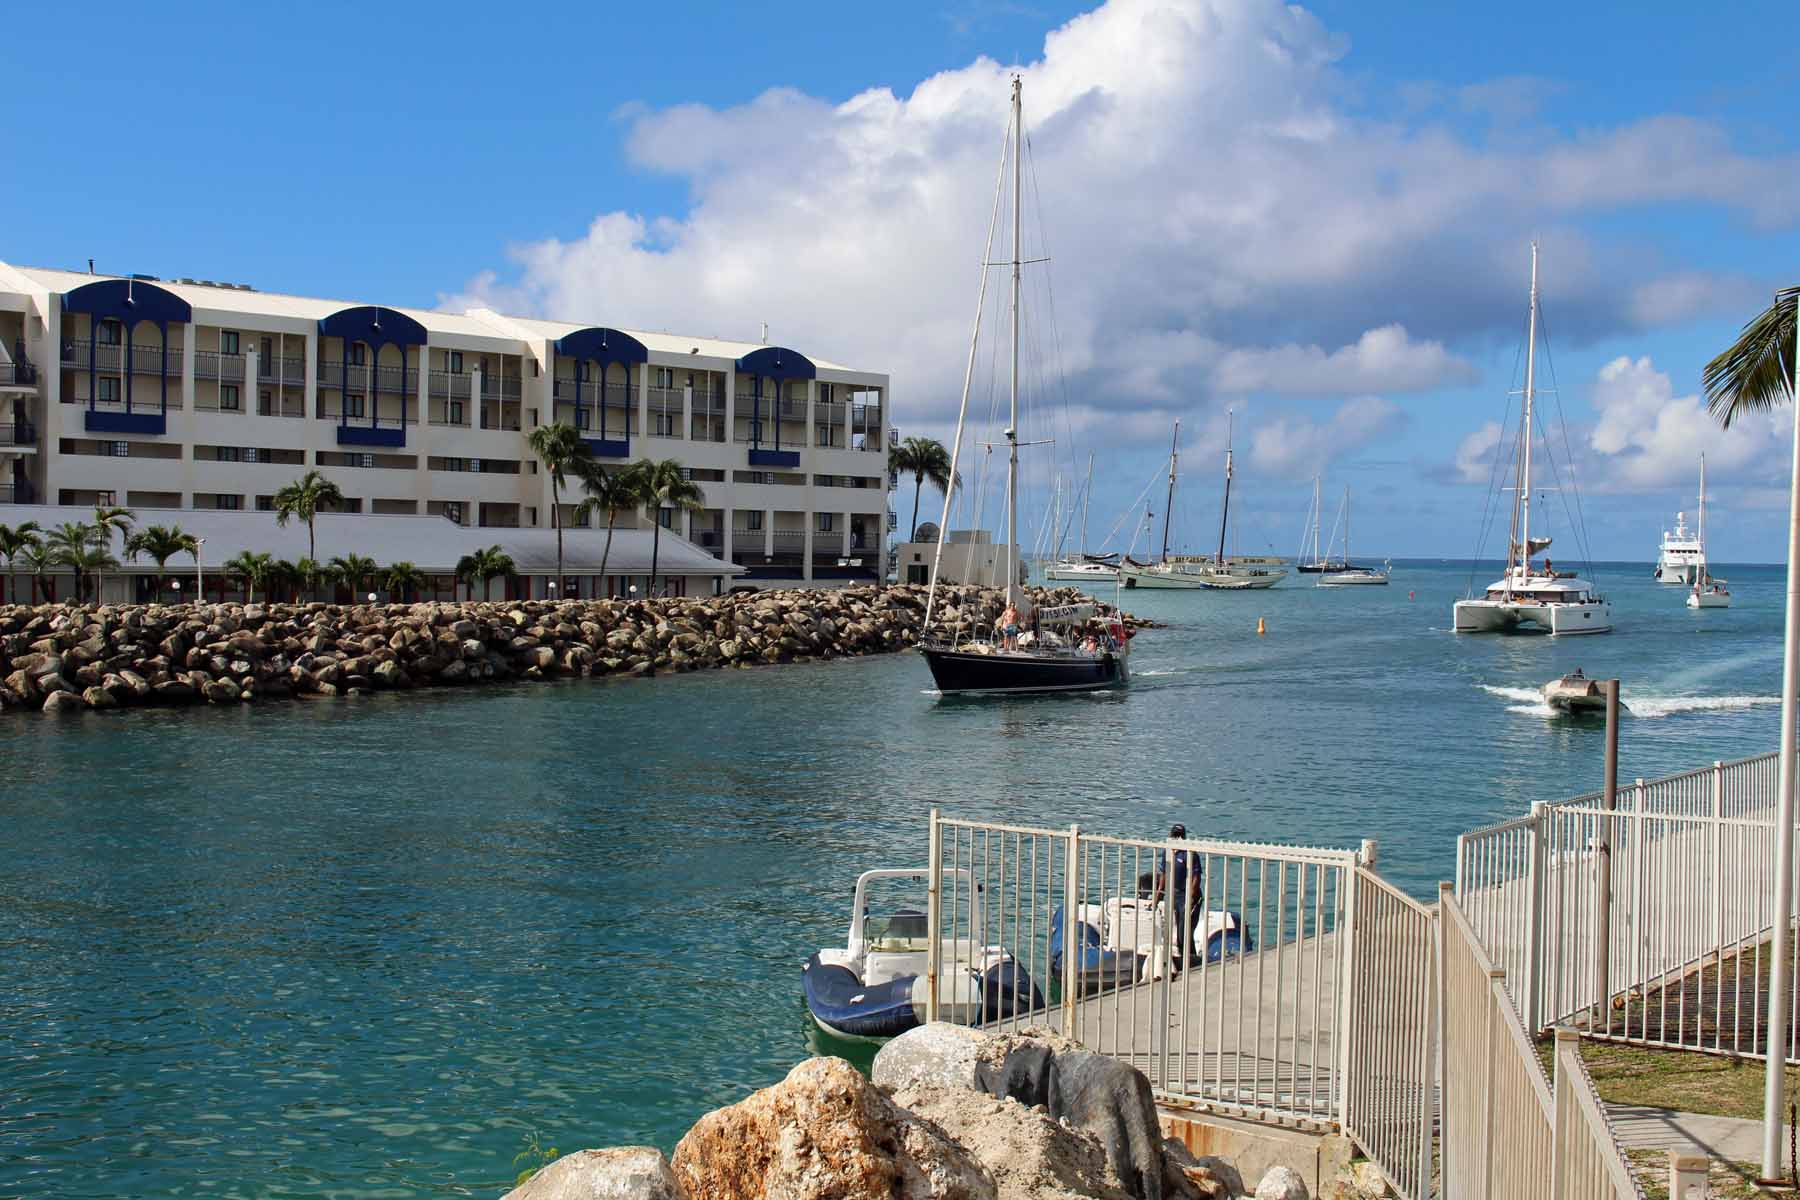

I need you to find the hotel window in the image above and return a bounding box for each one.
[654,367,674,390]
[347,343,367,366]
[575,408,591,431]
[256,495,274,511]
[658,507,674,529]
[220,384,240,411]
[469,458,482,474]
[96,320,122,346]
[819,383,834,404]
[448,351,464,375]
[448,400,464,425]
[96,490,116,505]
[260,336,273,364]
[258,389,272,415]
[359,454,374,469]
[217,494,241,510]
[817,424,835,447]
[344,393,365,418]
[104,441,130,458]
[817,512,835,532]
[217,446,241,463]
[746,510,764,531]
[220,331,240,356]
[655,412,675,437]
[97,377,120,403]
[244,447,259,463]
[444,502,463,524]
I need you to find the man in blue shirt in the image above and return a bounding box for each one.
[1150,823,1203,968]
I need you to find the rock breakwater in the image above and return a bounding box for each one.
[0,584,1143,715]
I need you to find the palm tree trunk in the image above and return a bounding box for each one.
[651,522,662,597]
[601,513,617,593]
[308,517,316,562]
[911,471,923,542]
[553,480,564,596]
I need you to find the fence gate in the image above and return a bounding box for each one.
[1342,866,1437,1200]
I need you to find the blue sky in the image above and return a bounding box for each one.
[6,1,1798,562]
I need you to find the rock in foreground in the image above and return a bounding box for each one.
[502,1146,680,1199]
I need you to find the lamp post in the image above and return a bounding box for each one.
[367,591,377,605]
[548,581,558,603]
[194,537,205,602]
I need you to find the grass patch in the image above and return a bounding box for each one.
[1574,1041,1800,1123]
[1625,1148,1789,1198]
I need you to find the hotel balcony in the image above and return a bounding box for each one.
[0,420,36,447]
[194,351,248,383]
[62,339,185,375]
[0,360,36,388]
[319,361,416,393]
[335,416,408,448]
[0,479,37,504]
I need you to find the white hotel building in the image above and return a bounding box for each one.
[0,261,895,591]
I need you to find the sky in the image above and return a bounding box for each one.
[5,0,1799,562]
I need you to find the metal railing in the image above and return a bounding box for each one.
[258,355,306,384]
[320,362,416,392]
[193,351,247,382]
[0,360,37,387]
[0,421,36,447]
[62,340,184,374]
[1439,886,1641,1199]
[1457,751,1799,1061]
[431,372,472,400]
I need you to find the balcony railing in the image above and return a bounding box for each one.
[484,376,522,401]
[0,480,37,504]
[551,380,632,405]
[691,392,727,415]
[62,340,185,375]
[320,362,417,392]
[0,360,37,387]
[194,350,247,383]
[0,420,36,447]
[258,355,306,384]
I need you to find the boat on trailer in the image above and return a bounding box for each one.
[802,868,1041,1041]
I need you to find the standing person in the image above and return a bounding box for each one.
[1151,823,1202,969]
[998,602,1020,651]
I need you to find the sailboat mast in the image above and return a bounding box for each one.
[1160,420,1179,562]
[1217,410,1235,564]
[1519,241,1539,587]
[1311,475,1321,565]
[1081,451,1092,556]
[1005,75,1021,612]
[1699,453,1707,545]
[1344,485,1352,561]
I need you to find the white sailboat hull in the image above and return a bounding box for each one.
[1117,565,1211,589]
[1043,562,1117,582]
[1453,597,1612,635]
[1687,589,1730,609]
[1317,570,1389,587]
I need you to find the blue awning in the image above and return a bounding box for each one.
[62,278,192,326]
[734,346,815,381]
[318,305,428,351]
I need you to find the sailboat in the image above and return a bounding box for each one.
[1121,412,1286,590]
[1686,454,1730,608]
[1044,452,1118,582]
[1316,487,1389,586]
[918,77,1131,695]
[1453,244,1611,636]
[1297,477,1348,573]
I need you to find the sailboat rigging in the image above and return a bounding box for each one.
[1044,451,1118,581]
[1686,454,1730,608]
[1315,486,1389,586]
[918,77,1130,695]
[1297,476,1348,573]
[1453,243,1611,635]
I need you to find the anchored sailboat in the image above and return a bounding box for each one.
[918,77,1130,695]
[1453,244,1611,636]
[1686,454,1730,608]
[1044,452,1118,583]
[1297,477,1348,573]
[1316,487,1389,586]
[1120,412,1286,590]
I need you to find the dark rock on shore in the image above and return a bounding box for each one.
[0,585,1148,715]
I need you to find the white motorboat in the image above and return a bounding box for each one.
[1315,487,1388,586]
[1118,415,1287,591]
[1656,510,1704,585]
[801,868,1041,1041]
[1543,668,1610,713]
[1453,244,1612,637]
[1043,557,1118,583]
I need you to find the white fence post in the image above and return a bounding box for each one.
[1062,822,1079,1040]
[1527,801,1546,1034]
[1481,967,1505,1200]
[1669,1151,1709,1198]
[927,807,942,1024]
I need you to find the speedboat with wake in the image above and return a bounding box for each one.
[802,868,1041,1041]
[1542,668,1615,714]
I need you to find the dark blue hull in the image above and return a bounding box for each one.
[802,952,1046,1040]
[1049,908,1255,992]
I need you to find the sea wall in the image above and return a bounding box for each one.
[0,584,1137,715]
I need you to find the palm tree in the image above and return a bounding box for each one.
[888,436,959,542]
[225,550,274,603]
[18,542,53,604]
[124,524,199,604]
[0,520,42,605]
[293,557,331,602]
[527,422,594,588]
[573,460,644,588]
[454,545,515,602]
[89,504,135,602]
[383,561,426,603]
[273,469,346,561]
[267,559,303,603]
[46,522,99,603]
[328,552,377,601]
[1705,286,1800,1180]
[632,458,705,596]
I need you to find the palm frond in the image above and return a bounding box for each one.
[1704,286,1799,428]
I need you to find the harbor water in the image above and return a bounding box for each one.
[0,560,1787,1197]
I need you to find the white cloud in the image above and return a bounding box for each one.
[1452,421,1504,485]
[446,0,1800,438]
[1247,395,1403,479]
[1585,355,1787,492]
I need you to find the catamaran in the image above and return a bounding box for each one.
[918,77,1131,694]
[1315,486,1389,586]
[1453,244,1612,636]
[1119,413,1287,590]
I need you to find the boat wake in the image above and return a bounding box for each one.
[1480,684,1779,720]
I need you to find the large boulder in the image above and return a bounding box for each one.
[672,1056,995,1200]
[1164,1140,1244,1199]
[502,1147,681,1200]
[893,1083,1130,1200]
[41,690,84,715]
[974,1030,1172,1200]
[1255,1167,1309,1200]
[873,1023,987,1094]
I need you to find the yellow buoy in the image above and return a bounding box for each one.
[1257,616,1266,636]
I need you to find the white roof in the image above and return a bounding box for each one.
[0,262,878,377]
[1,505,743,577]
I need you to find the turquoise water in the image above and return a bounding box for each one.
[0,560,1787,1197]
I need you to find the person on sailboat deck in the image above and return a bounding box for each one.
[998,603,1021,651]
[1151,824,1203,969]
[1542,557,1553,578]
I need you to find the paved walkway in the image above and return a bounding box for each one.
[1606,1103,1764,1162]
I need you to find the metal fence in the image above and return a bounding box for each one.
[1440,885,1641,1199]
[1457,751,1798,1061]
